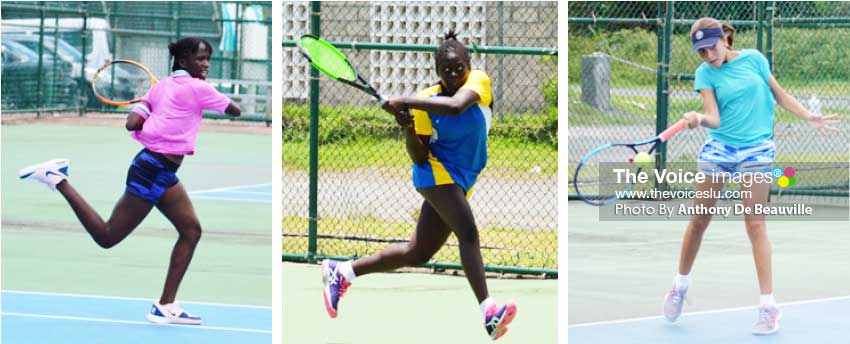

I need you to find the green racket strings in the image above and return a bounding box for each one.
[300,36,356,81]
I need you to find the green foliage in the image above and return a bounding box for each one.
[541,54,558,109]
[569,28,850,86]
[568,29,658,87]
[283,103,557,147]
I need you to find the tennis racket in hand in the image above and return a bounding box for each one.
[91,59,157,106]
[297,35,385,104]
[573,119,688,206]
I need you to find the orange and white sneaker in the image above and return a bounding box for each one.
[484,303,517,340]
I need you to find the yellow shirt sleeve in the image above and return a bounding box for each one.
[412,84,441,136]
[459,70,492,107]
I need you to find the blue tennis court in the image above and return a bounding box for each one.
[569,296,850,343]
[189,184,272,202]
[1,290,271,343]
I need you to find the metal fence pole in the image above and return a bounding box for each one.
[757,1,765,53]
[766,1,775,71]
[307,0,321,262]
[36,3,45,117]
[79,5,88,116]
[654,1,674,187]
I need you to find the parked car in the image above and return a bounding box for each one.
[4,34,139,108]
[1,38,77,110]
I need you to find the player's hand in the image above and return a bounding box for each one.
[382,97,405,115]
[807,113,840,133]
[682,111,702,129]
[394,109,414,128]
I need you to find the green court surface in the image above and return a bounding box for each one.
[282,262,557,343]
[568,200,850,324]
[2,122,272,306]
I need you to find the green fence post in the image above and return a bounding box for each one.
[79,5,88,116]
[654,1,673,178]
[36,3,45,116]
[307,0,322,263]
[757,1,765,54]
[766,1,774,71]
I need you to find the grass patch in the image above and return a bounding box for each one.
[283,137,557,178]
[283,216,558,270]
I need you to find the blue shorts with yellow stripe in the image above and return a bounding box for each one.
[125,148,180,204]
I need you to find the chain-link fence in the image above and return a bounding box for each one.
[569,1,849,205]
[283,1,558,276]
[2,1,272,121]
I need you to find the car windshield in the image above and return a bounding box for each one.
[5,35,83,63]
[1,39,41,61]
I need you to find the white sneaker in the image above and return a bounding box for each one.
[147,302,202,325]
[663,285,687,322]
[752,305,782,335]
[19,159,70,191]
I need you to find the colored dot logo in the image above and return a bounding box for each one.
[772,166,797,188]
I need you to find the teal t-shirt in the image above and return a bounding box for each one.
[694,49,775,147]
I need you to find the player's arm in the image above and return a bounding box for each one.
[768,76,838,130]
[768,76,815,120]
[683,89,720,129]
[397,89,479,116]
[225,101,241,117]
[404,127,431,165]
[382,102,430,164]
[126,100,150,131]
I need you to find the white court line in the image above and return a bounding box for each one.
[1,312,271,334]
[2,290,272,310]
[188,183,271,193]
[191,191,271,196]
[187,196,270,203]
[568,294,850,328]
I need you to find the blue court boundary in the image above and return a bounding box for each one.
[2,290,271,343]
[569,295,850,343]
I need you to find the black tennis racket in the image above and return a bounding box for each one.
[297,35,384,104]
[573,119,688,206]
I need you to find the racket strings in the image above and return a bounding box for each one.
[574,145,641,204]
[300,37,357,81]
[93,62,153,103]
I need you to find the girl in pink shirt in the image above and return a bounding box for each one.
[19,37,240,325]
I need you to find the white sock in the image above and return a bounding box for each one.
[339,261,357,282]
[674,274,690,290]
[479,298,495,318]
[760,294,776,307]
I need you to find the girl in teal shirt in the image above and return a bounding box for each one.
[663,17,839,336]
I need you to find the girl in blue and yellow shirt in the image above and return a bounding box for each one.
[320,30,516,341]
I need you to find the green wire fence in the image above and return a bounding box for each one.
[283,1,559,277]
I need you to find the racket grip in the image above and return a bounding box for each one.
[659,119,688,142]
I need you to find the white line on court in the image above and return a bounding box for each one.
[188,183,271,193]
[191,191,270,196]
[1,312,271,334]
[187,195,270,203]
[568,294,850,328]
[2,290,272,310]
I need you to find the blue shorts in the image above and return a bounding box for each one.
[697,138,775,175]
[126,148,180,204]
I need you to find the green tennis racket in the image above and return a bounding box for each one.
[298,35,385,103]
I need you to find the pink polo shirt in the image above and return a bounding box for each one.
[131,70,231,155]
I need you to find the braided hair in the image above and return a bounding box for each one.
[435,29,470,69]
[169,37,213,72]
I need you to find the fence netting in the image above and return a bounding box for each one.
[283,1,558,275]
